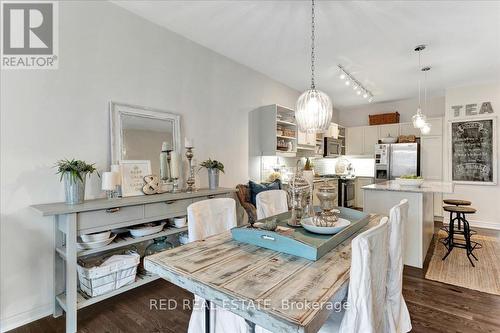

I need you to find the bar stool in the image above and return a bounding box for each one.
[440,206,481,267]
[441,199,472,231]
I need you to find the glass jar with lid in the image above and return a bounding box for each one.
[287,163,313,227]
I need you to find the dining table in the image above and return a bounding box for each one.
[144,213,382,333]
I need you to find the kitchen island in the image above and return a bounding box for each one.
[363,181,454,268]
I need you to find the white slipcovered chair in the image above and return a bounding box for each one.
[187,198,251,333]
[256,190,288,220]
[386,199,412,333]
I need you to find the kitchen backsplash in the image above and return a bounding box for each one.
[314,157,375,177]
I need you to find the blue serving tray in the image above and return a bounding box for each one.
[231,207,370,261]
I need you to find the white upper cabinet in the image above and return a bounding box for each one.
[298,130,316,146]
[378,124,400,140]
[346,127,364,155]
[421,135,443,180]
[399,123,421,136]
[421,118,443,136]
[363,126,379,155]
[327,123,339,139]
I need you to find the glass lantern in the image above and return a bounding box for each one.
[287,168,313,227]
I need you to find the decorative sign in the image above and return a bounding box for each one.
[450,118,496,185]
[451,102,494,117]
[142,175,161,195]
[119,160,152,197]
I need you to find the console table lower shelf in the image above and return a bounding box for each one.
[56,273,160,311]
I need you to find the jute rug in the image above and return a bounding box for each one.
[425,230,500,295]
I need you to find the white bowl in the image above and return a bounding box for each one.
[381,137,398,144]
[174,217,187,228]
[128,222,165,238]
[395,178,424,187]
[300,217,351,235]
[77,234,116,250]
[80,231,111,243]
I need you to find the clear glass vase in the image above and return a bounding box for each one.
[63,172,86,205]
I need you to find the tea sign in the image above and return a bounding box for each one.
[451,102,494,117]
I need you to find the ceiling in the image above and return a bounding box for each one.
[115,1,500,108]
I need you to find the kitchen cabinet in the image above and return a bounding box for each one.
[421,136,443,180]
[298,129,316,146]
[399,123,421,136]
[346,127,364,155]
[355,177,374,208]
[363,126,379,156]
[378,124,400,140]
[327,123,339,139]
[421,118,443,136]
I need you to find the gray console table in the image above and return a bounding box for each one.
[31,188,235,333]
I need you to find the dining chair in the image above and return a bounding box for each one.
[256,190,288,220]
[186,198,251,333]
[387,199,412,333]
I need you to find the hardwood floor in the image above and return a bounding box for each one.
[10,225,500,333]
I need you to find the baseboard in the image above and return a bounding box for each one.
[468,219,500,230]
[0,303,52,333]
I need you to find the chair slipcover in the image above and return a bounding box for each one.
[256,190,288,220]
[187,198,251,333]
[387,199,412,333]
[339,217,390,333]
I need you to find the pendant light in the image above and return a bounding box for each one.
[420,66,432,135]
[412,45,427,129]
[295,0,333,133]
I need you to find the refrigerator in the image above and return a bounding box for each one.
[374,143,420,181]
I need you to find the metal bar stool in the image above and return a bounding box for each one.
[440,205,482,267]
[441,199,471,232]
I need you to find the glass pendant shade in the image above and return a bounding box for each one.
[296,88,333,133]
[412,108,427,129]
[420,122,431,135]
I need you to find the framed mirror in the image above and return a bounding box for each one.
[110,102,181,177]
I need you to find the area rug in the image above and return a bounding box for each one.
[425,230,500,295]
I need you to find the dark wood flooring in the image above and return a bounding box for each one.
[10,224,500,333]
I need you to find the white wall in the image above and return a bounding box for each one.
[0,1,299,330]
[443,83,500,230]
[337,95,445,127]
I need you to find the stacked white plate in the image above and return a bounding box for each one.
[78,231,116,250]
[128,222,166,238]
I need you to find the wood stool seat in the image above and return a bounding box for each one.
[443,206,476,214]
[443,199,471,206]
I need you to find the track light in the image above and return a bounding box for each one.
[338,65,374,103]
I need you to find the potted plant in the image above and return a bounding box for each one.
[199,158,224,190]
[56,159,99,204]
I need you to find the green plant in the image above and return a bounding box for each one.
[304,158,313,171]
[199,158,225,173]
[55,159,99,182]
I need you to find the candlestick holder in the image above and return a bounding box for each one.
[185,147,196,193]
[171,177,180,193]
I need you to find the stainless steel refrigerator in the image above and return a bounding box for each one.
[374,142,420,181]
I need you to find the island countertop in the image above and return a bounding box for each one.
[362,180,454,194]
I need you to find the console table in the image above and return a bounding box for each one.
[31,188,235,333]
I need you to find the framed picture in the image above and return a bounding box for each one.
[449,117,497,185]
[119,160,152,197]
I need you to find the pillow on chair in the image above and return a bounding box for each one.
[248,180,282,206]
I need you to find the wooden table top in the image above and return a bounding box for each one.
[144,214,382,333]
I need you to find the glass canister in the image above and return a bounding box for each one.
[313,181,340,227]
[144,237,173,256]
[287,169,312,227]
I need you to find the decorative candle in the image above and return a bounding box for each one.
[185,137,194,148]
[110,165,122,185]
[170,152,180,179]
[101,172,117,191]
[160,142,169,181]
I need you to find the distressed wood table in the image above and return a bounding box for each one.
[144,214,382,333]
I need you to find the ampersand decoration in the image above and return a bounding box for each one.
[142,175,160,195]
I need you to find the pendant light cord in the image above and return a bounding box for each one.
[417,49,421,110]
[310,0,316,90]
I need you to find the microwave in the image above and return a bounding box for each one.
[323,137,342,157]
